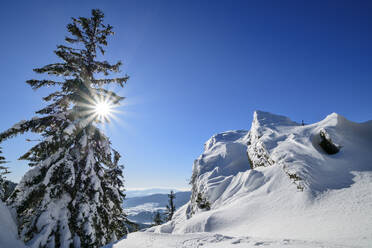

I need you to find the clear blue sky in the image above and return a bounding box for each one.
[0,0,371,190]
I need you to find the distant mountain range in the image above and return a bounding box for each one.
[124,191,191,224]
[125,188,189,198]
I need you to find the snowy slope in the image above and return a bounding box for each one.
[0,201,26,247]
[107,232,351,248]
[115,111,372,248]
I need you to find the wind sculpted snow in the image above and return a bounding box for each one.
[138,111,372,247]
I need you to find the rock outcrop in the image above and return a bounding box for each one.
[150,111,372,247]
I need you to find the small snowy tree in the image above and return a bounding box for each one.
[0,9,129,248]
[0,147,10,201]
[165,190,176,221]
[153,211,163,226]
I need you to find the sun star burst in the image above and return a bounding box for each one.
[91,98,116,123]
[95,101,112,117]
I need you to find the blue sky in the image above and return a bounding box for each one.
[0,0,371,190]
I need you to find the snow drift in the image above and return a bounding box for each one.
[0,201,25,247]
[145,111,372,247]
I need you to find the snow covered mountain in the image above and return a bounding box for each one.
[124,191,191,224]
[114,111,372,248]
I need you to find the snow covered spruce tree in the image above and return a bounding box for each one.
[0,147,10,201]
[165,190,176,221]
[0,9,130,248]
[153,211,163,226]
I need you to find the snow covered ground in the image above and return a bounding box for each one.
[113,111,372,248]
[0,201,26,247]
[107,232,354,248]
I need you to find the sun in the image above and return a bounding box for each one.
[79,91,122,124]
[93,99,115,122]
[95,101,112,117]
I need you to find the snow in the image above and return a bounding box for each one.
[63,123,75,135]
[6,122,127,247]
[2,111,372,248]
[114,110,372,248]
[106,232,351,248]
[80,133,87,147]
[10,120,27,131]
[0,201,26,248]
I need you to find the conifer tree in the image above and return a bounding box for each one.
[165,190,176,221]
[153,211,163,226]
[0,9,129,248]
[0,147,10,201]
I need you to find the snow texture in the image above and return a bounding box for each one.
[0,201,26,247]
[115,111,372,248]
[106,232,355,248]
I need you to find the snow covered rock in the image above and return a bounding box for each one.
[319,128,340,154]
[247,110,296,169]
[188,129,251,216]
[148,110,372,247]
